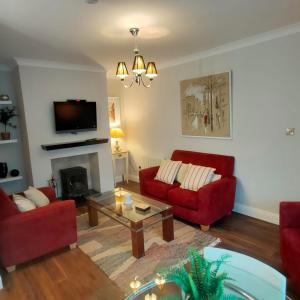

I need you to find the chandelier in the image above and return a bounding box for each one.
[116,28,158,88]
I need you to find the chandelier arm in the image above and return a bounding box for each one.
[141,76,152,88]
[121,77,134,88]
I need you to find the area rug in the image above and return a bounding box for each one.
[77,213,220,295]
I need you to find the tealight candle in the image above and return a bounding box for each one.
[145,292,157,300]
[154,273,166,290]
[129,276,141,291]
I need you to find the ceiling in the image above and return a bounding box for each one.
[0,0,300,73]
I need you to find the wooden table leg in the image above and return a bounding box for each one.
[161,208,174,242]
[131,221,145,258]
[88,202,99,227]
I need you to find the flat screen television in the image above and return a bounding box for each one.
[54,101,97,133]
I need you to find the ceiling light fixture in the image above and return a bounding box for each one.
[116,28,158,88]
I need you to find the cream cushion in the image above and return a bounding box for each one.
[13,194,36,212]
[211,174,222,182]
[180,164,216,191]
[24,186,50,207]
[176,163,189,184]
[155,160,182,184]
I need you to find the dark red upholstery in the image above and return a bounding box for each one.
[0,188,20,220]
[171,150,234,176]
[144,179,180,200]
[0,187,77,268]
[280,202,300,292]
[139,150,236,226]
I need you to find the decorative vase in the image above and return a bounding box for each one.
[10,169,20,177]
[0,94,9,101]
[0,163,8,178]
[1,132,11,140]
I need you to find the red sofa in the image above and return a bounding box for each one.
[139,150,236,230]
[0,186,77,272]
[280,202,300,292]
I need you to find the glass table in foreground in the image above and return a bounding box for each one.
[87,189,174,258]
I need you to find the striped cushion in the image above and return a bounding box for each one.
[155,160,182,184]
[180,164,216,191]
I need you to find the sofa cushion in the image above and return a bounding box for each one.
[155,160,182,184]
[168,187,199,211]
[0,188,20,220]
[145,179,179,200]
[180,164,216,191]
[13,194,36,212]
[24,186,50,207]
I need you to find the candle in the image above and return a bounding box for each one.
[144,292,157,300]
[154,273,166,290]
[129,276,141,291]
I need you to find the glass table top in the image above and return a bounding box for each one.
[87,189,172,226]
[125,262,286,300]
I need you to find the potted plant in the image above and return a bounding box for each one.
[0,106,18,140]
[161,248,243,300]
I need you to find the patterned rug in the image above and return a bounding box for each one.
[77,213,220,295]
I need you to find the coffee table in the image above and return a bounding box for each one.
[87,189,174,258]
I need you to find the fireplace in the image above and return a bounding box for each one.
[50,152,101,204]
[60,166,88,200]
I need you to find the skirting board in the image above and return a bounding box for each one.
[128,173,279,225]
[233,203,279,225]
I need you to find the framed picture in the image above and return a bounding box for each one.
[180,71,232,139]
[108,97,121,127]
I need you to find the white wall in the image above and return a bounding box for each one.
[114,32,300,224]
[17,64,114,193]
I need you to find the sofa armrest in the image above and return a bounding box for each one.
[197,177,236,224]
[139,166,159,195]
[280,202,300,229]
[38,186,57,202]
[0,200,77,267]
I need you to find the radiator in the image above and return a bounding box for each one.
[139,156,161,170]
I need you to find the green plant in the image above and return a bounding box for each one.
[0,106,18,132]
[161,247,244,300]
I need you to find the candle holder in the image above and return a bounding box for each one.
[129,276,141,291]
[144,292,157,300]
[154,273,166,290]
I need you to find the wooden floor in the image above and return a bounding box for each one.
[0,181,299,300]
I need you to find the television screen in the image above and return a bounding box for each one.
[54,101,97,133]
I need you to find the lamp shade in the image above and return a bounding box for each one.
[145,62,158,79]
[116,62,129,79]
[110,127,125,138]
[132,55,146,74]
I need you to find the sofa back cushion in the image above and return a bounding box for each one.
[0,188,20,220]
[171,150,234,177]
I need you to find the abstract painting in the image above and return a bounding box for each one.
[180,72,231,138]
[108,97,121,127]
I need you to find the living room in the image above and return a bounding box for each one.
[0,1,299,299]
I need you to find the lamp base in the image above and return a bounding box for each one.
[114,140,121,153]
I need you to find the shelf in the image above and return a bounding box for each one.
[0,101,12,105]
[0,139,17,144]
[0,176,23,184]
[41,138,109,151]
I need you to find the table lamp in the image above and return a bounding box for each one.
[110,127,125,153]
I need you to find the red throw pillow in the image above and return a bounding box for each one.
[0,188,20,220]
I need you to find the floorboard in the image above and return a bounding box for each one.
[0,181,298,300]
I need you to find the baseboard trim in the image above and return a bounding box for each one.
[233,203,279,225]
[129,174,140,183]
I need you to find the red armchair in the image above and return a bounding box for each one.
[280,202,300,292]
[0,187,77,272]
[139,150,236,230]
